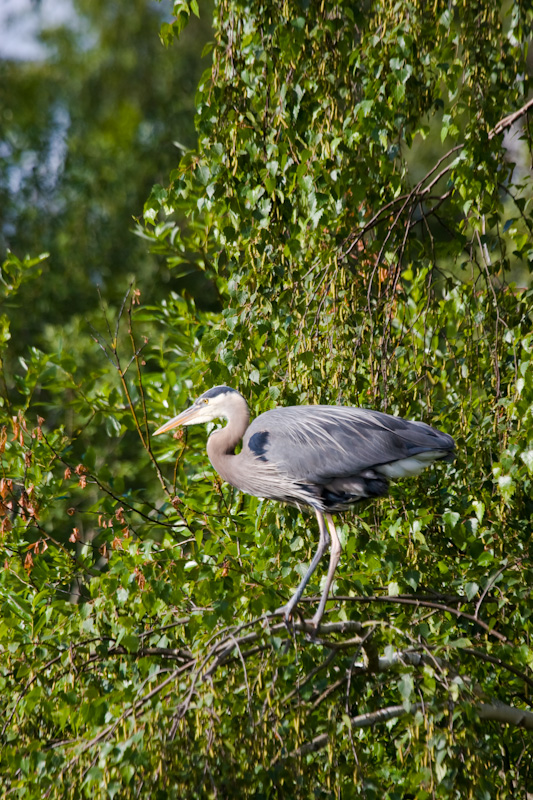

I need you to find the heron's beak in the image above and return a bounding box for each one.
[153,405,200,435]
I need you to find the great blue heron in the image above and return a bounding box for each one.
[154,386,455,628]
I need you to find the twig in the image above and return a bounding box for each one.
[475,562,510,619]
[329,595,509,643]
[290,697,533,758]
[461,648,533,692]
[342,94,533,265]
[489,96,533,139]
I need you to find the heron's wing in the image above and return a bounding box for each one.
[243,405,454,483]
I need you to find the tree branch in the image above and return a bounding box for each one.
[328,595,509,643]
[289,700,533,759]
[341,95,533,259]
[477,702,533,729]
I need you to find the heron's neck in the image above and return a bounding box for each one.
[206,409,250,486]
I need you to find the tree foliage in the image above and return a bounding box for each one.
[1,0,533,797]
[0,0,214,357]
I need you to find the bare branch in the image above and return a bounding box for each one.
[341,95,533,265]
[329,594,509,643]
[477,703,533,730]
[290,699,533,759]
[489,96,533,139]
[461,648,533,692]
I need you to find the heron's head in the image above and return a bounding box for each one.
[154,386,246,435]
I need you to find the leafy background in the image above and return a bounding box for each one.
[1,0,533,797]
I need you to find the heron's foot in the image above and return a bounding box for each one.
[274,605,324,635]
[308,613,323,632]
[274,604,294,624]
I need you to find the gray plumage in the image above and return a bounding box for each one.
[155,385,455,629]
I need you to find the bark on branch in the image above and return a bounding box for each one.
[289,700,533,759]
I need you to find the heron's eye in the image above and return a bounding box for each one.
[203,399,209,404]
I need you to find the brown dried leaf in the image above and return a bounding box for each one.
[69,527,81,543]
[134,566,146,589]
[1,517,12,533]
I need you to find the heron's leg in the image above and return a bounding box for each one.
[310,513,342,629]
[278,509,330,623]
